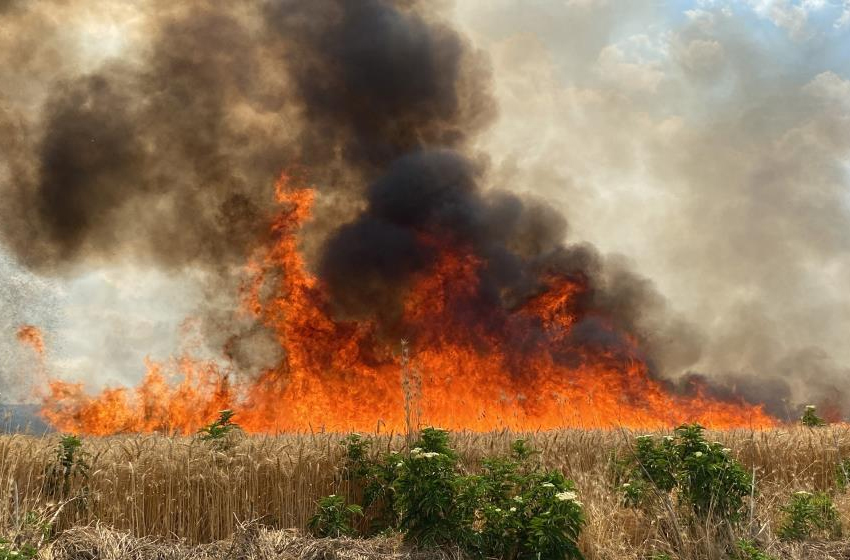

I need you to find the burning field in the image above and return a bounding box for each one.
[2,1,850,557]
[37,172,776,435]
[0,0,789,435]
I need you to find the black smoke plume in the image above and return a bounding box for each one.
[0,0,778,416]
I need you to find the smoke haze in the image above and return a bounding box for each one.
[0,0,848,419]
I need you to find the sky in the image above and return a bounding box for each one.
[1,0,849,408]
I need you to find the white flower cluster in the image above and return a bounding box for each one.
[693,451,703,458]
[555,491,577,502]
[409,447,441,459]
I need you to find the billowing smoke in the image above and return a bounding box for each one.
[1,0,841,420]
[455,1,850,418]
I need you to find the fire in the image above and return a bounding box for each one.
[17,325,45,357]
[39,175,777,434]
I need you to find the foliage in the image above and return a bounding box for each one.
[340,434,401,533]
[307,494,363,538]
[392,430,585,559]
[733,539,776,560]
[618,424,751,523]
[44,434,90,499]
[393,430,463,546]
[777,491,841,541]
[0,539,37,560]
[197,409,241,449]
[800,405,827,427]
[836,457,850,490]
[0,510,53,560]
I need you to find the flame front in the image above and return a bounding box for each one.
[41,176,777,434]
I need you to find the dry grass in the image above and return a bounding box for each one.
[3,426,850,558]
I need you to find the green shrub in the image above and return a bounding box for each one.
[0,539,38,560]
[392,431,584,559]
[44,434,89,500]
[197,409,241,450]
[618,424,751,523]
[340,434,401,534]
[461,444,584,560]
[800,405,827,427]
[394,440,463,546]
[308,494,363,538]
[778,491,841,541]
[734,539,776,560]
[835,458,850,490]
[0,510,53,560]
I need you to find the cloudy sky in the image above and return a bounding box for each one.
[1,0,849,407]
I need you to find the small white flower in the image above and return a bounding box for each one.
[637,434,653,439]
[396,462,404,468]
[622,483,631,488]
[510,507,517,512]
[795,490,812,496]
[410,447,423,455]
[494,508,502,513]
[513,496,523,503]
[722,448,731,454]
[663,436,674,442]
[806,405,816,410]
[421,451,440,458]
[693,452,703,458]
[328,494,336,498]
[555,491,577,502]
[541,482,555,488]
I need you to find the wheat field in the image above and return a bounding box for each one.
[3,427,850,559]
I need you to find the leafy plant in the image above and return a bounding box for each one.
[393,432,585,559]
[340,434,401,533]
[0,539,37,560]
[800,405,827,427]
[734,539,776,560]
[394,441,462,546]
[44,434,90,499]
[307,494,363,538]
[0,510,53,560]
[618,425,751,523]
[778,491,841,541]
[197,409,241,450]
[836,457,850,490]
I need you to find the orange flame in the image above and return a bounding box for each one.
[17,325,45,357]
[40,175,777,434]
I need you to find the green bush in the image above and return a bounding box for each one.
[0,539,37,560]
[778,491,841,541]
[394,430,465,546]
[340,434,401,533]
[392,429,585,559]
[618,424,751,523]
[734,539,776,560]
[800,405,827,427]
[197,410,241,450]
[835,458,850,490]
[336,429,586,558]
[308,494,363,538]
[44,434,89,500]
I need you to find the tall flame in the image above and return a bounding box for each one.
[40,175,777,434]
